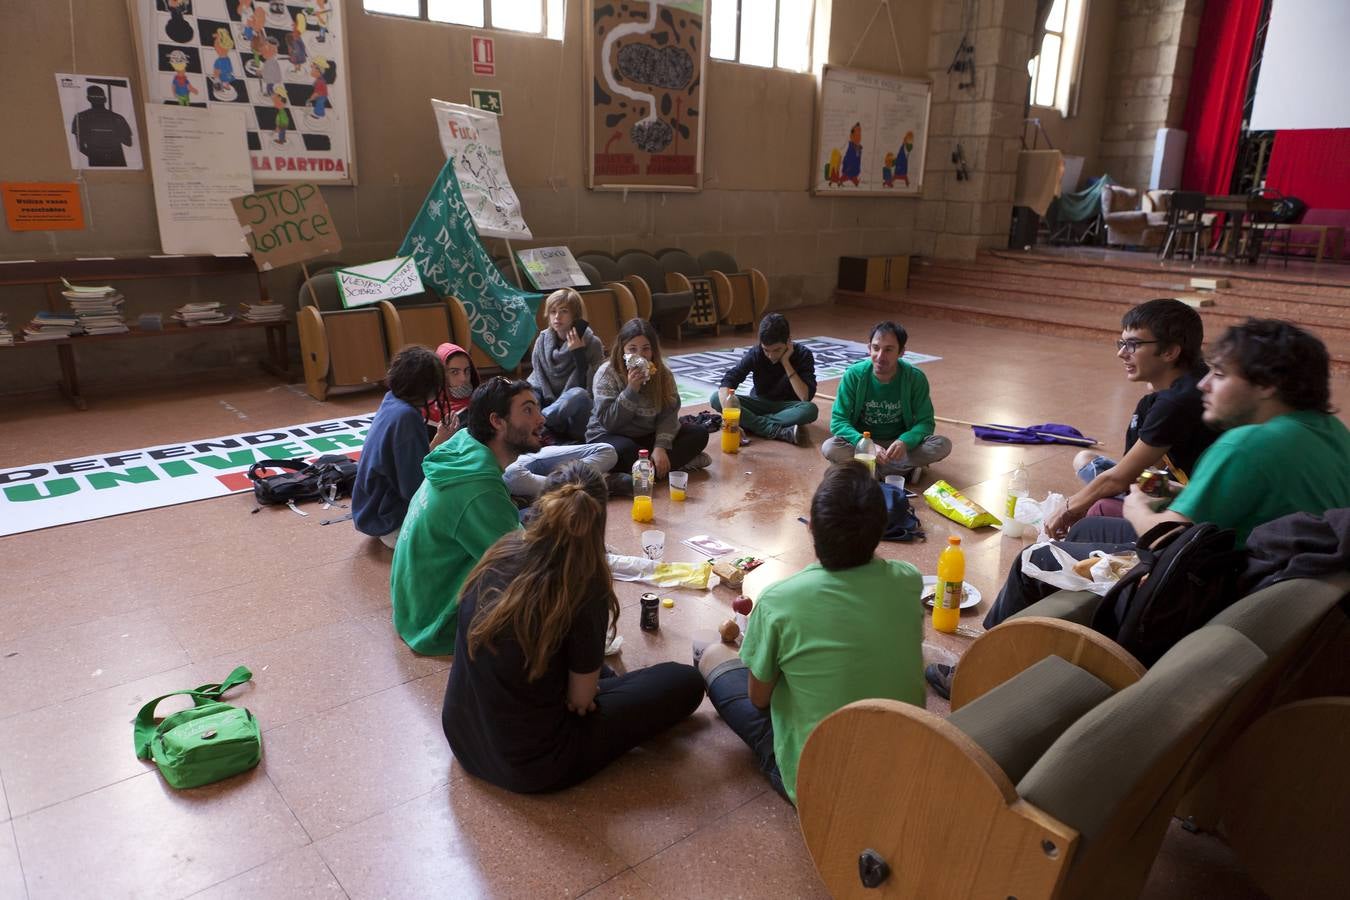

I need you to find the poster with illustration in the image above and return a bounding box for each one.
[813,66,931,197]
[129,0,355,184]
[585,0,708,191]
[54,74,145,170]
[430,99,532,240]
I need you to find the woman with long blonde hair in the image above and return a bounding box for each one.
[441,462,704,793]
[585,318,710,478]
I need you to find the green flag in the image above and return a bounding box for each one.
[399,160,542,369]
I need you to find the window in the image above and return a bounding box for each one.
[1027,0,1087,115]
[710,0,814,72]
[362,0,564,39]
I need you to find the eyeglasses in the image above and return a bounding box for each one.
[1116,339,1160,354]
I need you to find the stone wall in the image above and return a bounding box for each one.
[1096,0,1204,188]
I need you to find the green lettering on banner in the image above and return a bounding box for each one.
[4,478,80,502]
[257,443,310,459]
[160,460,196,477]
[189,449,259,470]
[87,467,158,490]
[305,434,362,452]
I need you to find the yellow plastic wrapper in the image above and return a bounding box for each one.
[653,561,714,589]
[923,480,1001,529]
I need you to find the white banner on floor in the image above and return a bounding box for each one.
[0,414,374,537]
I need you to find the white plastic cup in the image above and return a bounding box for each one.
[641,529,665,561]
[885,474,906,492]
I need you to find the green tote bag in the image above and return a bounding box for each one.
[132,666,261,789]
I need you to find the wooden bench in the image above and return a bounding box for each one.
[0,256,289,409]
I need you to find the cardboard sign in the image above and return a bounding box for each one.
[2,182,85,231]
[230,183,342,271]
[336,256,425,308]
[472,37,495,75]
[470,89,503,115]
[516,246,588,290]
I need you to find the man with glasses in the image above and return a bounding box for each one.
[928,318,1350,699]
[1045,299,1217,539]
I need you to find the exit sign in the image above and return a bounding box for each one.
[470,89,503,115]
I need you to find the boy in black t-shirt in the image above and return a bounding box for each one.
[1046,299,1217,539]
[710,313,819,445]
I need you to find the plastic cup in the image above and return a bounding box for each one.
[669,470,688,501]
[885,474,906,492]
[641,529,665,561]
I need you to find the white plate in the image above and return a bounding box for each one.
[921,575,982,610]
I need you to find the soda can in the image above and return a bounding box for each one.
[1138,468,1171,497]
[639,592,660,631]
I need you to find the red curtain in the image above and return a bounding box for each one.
[1266,130,1350,208]
[1180,0,1264,195]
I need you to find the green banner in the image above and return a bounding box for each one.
[399,159,542,369]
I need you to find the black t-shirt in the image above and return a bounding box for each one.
[1124,366,1217,479]
[441,541,610,792]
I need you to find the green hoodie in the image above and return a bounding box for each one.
[390,428,521,655]
[830,358,936,448]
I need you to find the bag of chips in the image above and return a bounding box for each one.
[923,480,1000,529]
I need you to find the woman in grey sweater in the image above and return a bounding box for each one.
[586,318,710,477]
[528,289,605,441]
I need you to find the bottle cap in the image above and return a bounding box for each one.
[948,535,961,545]
[638,449,649,458]
[862,431,871,438]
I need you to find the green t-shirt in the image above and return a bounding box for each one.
[1169,410,1350,547]
[829,359,936,447]
[740,557,925,804]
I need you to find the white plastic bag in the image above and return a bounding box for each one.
[1020,543,1140,597]
[1003,493,1066,541]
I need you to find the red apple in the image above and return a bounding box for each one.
[732,595,754,616]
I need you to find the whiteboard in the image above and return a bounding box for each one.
[1250,0,1350,131]
[812,66,932,197]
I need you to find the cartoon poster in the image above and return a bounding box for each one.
[129,0,354,184]
[813,66,931,197]
[54,74,144,170]
[585,0,708,191]
[430,99,532,240]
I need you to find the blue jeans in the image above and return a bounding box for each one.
[706,660,789,801]
[503,443,618,498]
[540,386,592,441]
[1076,454,1117,483]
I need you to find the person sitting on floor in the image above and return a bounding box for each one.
[1047,298,1218,537]
[423,342,480,434]
[699,461,925,803]
[352,346,456,549]
[390,378,542,655]
[821,320,951,482]
[442,461,705,793]
[586,318,711,477]
[528,288,605,442]
[709,312,819,445]
[928,319,1350,698]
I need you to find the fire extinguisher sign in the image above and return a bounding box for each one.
[472,37,495,76]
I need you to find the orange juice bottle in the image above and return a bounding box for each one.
[631,450,655,523]
[854,432,876,475]
[720,395,741,454]
[932,535,964,634]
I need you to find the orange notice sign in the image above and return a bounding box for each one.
[2,182,85,231]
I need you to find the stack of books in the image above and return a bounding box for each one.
[240,301,286,323]
[0,313,13,347]
[23,311,79,341]
[174,301,233,326]
[62,281,130,335]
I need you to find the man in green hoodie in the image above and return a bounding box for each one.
[390,377,544,655]
[821,321,951,482]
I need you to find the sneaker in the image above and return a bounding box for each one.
[925,663,954,700]
[906,466,925,486]
[681,451,712,472]
[604,472,634,498]
[773,424,800,445]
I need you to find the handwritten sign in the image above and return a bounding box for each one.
[230,182,342,271]
[516,246,588,290]
[2,182,85,231]
[430,99,531,240]
[336,257,425,308]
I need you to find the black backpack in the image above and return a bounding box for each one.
[247,455,358,507]
[880,482,924,543]
[1091,521,1245,666]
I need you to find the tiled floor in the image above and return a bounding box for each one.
[4,305,1345,899]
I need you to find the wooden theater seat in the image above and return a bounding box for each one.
[296,273,388,401]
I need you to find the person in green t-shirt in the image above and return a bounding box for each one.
[389,378,544,655]
[697,461,925,804]
[822,320,951,482]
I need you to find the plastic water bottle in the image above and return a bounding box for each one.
[1007,460,1030,517]
[854,431,876,475]
[932,535,964,634]
[631,450,654,523]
